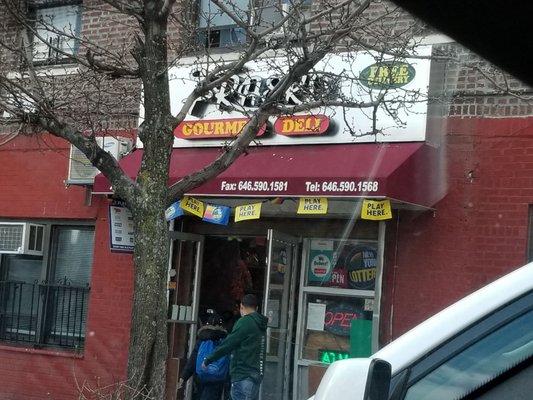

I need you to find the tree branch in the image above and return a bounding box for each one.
[100,0,144,18]
[166,0,373,204]
[209,0,257,39]
[165,112,269,203]
[39,117,138,203]
[0,78,137,203]
[272,99,382,114]
[86,48,140,78]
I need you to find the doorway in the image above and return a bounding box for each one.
[198,236,267,331]
[167,230,300,400]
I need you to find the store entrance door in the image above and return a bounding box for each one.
[261,229,300,400]
[167,232,205,400]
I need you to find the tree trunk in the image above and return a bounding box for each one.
[128,202,170,398]
[125,2,175,397]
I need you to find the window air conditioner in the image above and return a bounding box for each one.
[67,137,133,185]
[0,222,45,255]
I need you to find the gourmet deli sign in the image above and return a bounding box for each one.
[138,47,432,148]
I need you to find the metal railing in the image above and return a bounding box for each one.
[0,280,90,350]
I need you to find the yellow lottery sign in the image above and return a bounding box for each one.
[180,196,205,218]
[361,199,392,220]
[297,197,328,214]
[235,203,262,222]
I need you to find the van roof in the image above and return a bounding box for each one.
[373,262,533,373]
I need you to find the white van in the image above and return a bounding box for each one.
[312,263,533,400]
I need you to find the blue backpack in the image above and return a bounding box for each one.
[195,339,230,382]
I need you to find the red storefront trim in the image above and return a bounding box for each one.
[94,143,443,208]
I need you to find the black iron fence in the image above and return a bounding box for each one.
[0,280,90,350]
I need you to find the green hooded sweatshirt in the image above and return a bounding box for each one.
[204,311,268,382]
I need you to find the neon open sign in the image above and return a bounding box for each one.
[324,303,363,336]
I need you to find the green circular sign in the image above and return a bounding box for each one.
[359,61,416,89]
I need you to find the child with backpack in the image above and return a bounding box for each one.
[178,311,230,400]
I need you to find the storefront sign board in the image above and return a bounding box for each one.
[174,118,267,139]
[180,196,205,218]
[297,197,328,214]
[361,199,392,220]
[137,47,432,148]
[360,61,416,89]
[274,115,330,136]
[234,202,262,222]
[108,200,135,252]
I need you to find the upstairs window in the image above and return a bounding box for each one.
[31,2,82,64]
[197,0,311,49]
[198,0,248,48]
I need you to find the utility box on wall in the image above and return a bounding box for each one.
[67,137,133,185]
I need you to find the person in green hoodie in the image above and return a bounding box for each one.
[202,294,268,400]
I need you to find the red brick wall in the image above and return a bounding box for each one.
[0,134,98,219]
[0,134,133,399]
[381,116,533,344]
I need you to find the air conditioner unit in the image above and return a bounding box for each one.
[0,222,45,255]
[67,137,133,185]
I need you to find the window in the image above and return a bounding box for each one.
[402,292,533,400]
[197,0,312,48]
[198,0,248,48]
[31,2,82,64]
[297,239,378,362]
[0,224,94,350]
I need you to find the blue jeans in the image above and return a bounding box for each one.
[230,378,260,400]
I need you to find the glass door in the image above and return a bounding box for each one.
[167,231,204,400]
[261,229,299,400]
[293,237,382,400]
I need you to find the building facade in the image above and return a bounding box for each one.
[0,1,532,400]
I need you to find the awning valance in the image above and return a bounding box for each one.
[93,143,443,208]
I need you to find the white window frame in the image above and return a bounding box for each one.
[30,2,82,65]
[0,220,94,350]
[292,222,386,400]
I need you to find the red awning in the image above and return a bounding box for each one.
[93,143,444,208]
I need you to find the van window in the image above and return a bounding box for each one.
[472,363,533,399]
[403,309,533,400]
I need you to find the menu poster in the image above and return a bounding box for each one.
[109,200,135,252]
[307,302,326,331]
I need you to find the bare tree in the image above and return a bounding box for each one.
[0,0,444,397]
